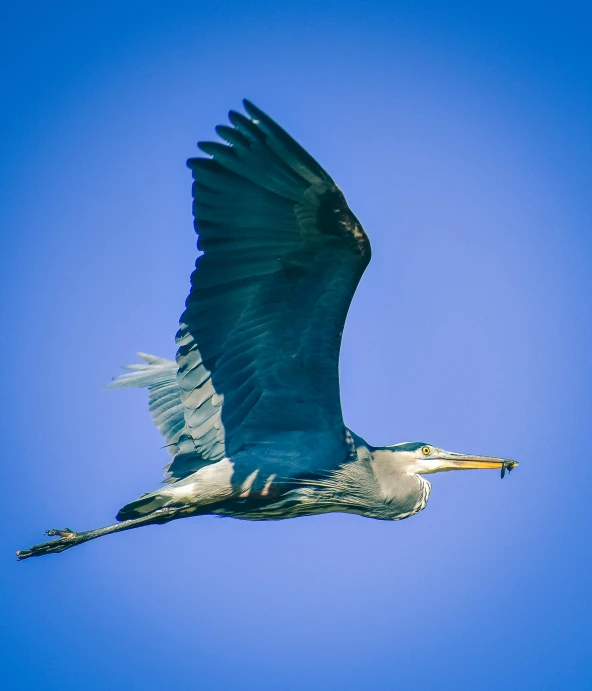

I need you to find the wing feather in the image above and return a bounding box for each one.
[163,101,371,481]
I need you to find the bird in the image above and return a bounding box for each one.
[17,100,517,560]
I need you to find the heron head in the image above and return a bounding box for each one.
[387,441,518,478]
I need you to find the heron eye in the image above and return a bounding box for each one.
[422,446,431,456]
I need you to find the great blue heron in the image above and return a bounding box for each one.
[17,100,517,560]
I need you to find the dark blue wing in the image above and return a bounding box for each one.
[169,100,371,482]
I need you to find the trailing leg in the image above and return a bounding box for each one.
[16,507,183,561]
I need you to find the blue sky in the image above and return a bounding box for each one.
[1,2,591,689]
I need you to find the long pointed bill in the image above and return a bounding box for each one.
[439,452,519,479]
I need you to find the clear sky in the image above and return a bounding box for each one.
[1,2,591,689]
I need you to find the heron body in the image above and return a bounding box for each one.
[17,100,517,560]
[111,357,431,523]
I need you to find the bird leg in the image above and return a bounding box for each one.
[16,507,182,561]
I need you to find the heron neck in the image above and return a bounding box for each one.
[369,447,431,514]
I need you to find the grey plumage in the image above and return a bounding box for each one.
[109,357,430,523]
[17,100,517,561]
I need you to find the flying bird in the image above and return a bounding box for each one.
[17,100,517,560]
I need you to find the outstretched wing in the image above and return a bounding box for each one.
[170,100,371,482]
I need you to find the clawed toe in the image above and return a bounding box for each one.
[45,528,77,539]
[16,528,84,560]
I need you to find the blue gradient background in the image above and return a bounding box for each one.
[2,2,591,689]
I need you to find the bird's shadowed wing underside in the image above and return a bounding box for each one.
[170,100,371,482]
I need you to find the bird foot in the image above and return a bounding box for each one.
[45,528,78,539]
[17,528,84,561]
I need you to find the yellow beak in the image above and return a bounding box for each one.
[438,452,519,478]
